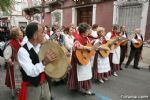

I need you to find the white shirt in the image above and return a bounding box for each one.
[121,32,127,38]
[131,34,142,43]
[21,36,28,46]
[105,32,112,40]
[64,34,74,51]
[91,30,98,38]
[18,41,44,77]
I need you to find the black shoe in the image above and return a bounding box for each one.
[120,68,123,70]
[125,66,128,68]
[133,67,140,70]
[81,90,95,96]
[84,92,95,96]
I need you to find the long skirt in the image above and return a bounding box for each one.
[67,65,91,91]
[109,53,120,72]
[5,63,15,89]
[93,52,111,79]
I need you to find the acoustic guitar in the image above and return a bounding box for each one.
[75,43,95,65]
[132,39,143,48]
[120,34,135,46]
[97,37,121,57]
[98,36,128,57]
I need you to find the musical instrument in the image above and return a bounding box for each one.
[38,41,68,80]
[98,45,110,57]
[132,39,143,48]
[49,33,71,64]
[0,41,12,60]
[120,34,136,46]
[97,37,122,57]
[75,43,95,65]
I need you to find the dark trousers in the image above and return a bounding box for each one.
[125,48,141,68]
[120,45,127,66]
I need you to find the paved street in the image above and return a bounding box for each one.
[0,65,150,100]
[0,47,150,100]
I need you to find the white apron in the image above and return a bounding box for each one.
[112,46,121,64]
[77,61,92,81]
[97,55,111,73]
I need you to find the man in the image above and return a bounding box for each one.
[18,22,57,100]
[125,28,143,70]
[119,26,128,70]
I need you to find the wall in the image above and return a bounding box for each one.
[63,8,72,26]
[145,1,150,40]
[96,0,114,32]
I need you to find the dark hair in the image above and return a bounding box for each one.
[52,25,59,32]
[78,23,91,34]
[112,24,119,30]
[64,26,69,34]
[25,22,38,39]
[92,24,98,30]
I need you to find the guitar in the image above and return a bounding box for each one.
[120,34,136,46]
[75,43,95,65]
[96,37,121,57]
[98,34,136,57]
[132,39,143,48]
[133,39,150,48]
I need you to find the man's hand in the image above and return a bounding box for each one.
[43,49,57,66]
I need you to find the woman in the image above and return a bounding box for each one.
[63,26,75,63]
[105,25,120,76]
[5,27,23,89]
[67,23,95,95]
[92,27,111,83]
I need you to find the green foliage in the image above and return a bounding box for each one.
[0,0,15,13]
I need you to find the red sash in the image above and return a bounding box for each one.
[18,72,45,100]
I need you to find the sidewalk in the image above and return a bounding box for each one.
[123,47,150,69]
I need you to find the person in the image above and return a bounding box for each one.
[63,26,75,64]
[124,28,143,70]
[5,27,23,90]
[17,22,57,100]
[90,24,98,39]
[67,23,95,95]
[92,27,111,83]
[105,25,120,76]
[119,26,128,70]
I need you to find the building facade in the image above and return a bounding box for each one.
[0,0,29,28]
[25,0,150,40]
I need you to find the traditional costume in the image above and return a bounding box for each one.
[5,39,21,89]
[67,35,94,95]
[92,37,111,82]
[125,33,143,69]
[18,41,51,100]
[105,31,121,76]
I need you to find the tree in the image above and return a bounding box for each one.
[0,0,15,13]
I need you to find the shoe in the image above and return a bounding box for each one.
[125,66,128,68]
[133,67,140,70]
[103,78,108,81]
[113,72,118,77]
[120,67,123,70]
[84,91,95,95]
[99,79,104,83]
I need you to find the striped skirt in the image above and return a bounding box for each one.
[67,63,91,91]
[109,53,120,71]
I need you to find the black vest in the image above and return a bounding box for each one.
[20,44,41,86]
[131,34,143,50]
